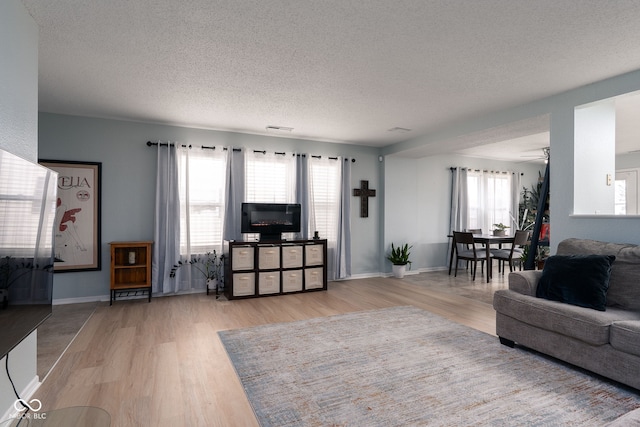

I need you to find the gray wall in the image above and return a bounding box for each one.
[38,113,382,301]
[0,0,39,417]
[383,154,544,272]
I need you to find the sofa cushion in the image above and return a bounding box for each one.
[557,238,640,310]
[508,270,543,297]
[493,289,640,345]
[610,321,640,357]
[605,407,640,427]
[536,254,615,311]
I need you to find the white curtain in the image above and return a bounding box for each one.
[466,170,515,234]
[152,144,180,294]
[307,156,351,280]
[172,146,228,291]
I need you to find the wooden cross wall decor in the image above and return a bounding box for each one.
[353,180,376,218]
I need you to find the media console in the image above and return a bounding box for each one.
[224,239,327,300]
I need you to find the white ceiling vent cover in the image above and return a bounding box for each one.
[266,125,294,132]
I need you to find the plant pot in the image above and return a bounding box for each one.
[493,229,506,236]
[392,264,407,279]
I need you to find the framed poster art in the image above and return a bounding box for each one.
[39,160,102,272]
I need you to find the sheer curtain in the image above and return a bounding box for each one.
[466,170,514,233]
[308,156,351,279]
[172,146,228,291]
[152,144,180,294]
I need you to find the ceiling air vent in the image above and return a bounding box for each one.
[266,125,294,132]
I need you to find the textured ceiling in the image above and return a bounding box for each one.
[20,0,640,154]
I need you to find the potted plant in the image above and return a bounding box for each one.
[492,223,510,236]
[170,251,225,294]
[387,243,412,278]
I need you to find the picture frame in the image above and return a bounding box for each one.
[39,160,102,272]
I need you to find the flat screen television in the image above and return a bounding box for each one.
[241,203,301,241]
[0,149,57,360]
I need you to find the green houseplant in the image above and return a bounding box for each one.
[170,250,224,294]
[387,243,412,278]
[492,223,510,236]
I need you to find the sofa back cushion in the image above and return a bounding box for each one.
[557,238,640,310]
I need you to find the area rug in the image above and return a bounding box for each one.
[218,306,640,426]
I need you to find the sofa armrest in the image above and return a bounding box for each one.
[508,270,543,296]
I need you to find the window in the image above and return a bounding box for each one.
[308,157,341,245]
[467,170,513,233]
[177,148,227,255]
[0,155,54,257]
[244,151,296,240]
[615,169,639,215]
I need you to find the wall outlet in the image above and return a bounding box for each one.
[607,173,613,186]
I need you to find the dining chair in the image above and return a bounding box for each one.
[452,231,493,281]
[464,229,484,272]
[492,230,530,274]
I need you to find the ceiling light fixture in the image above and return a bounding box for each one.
[387,127,412,133]
[266,125,294,132]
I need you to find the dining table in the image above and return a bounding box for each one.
[448,233,516,282]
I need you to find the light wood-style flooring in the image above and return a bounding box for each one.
[33,269,507,426]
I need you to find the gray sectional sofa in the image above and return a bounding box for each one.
[493,238,640,391]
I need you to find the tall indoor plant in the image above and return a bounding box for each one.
[387,243,412,278]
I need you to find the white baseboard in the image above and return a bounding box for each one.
[332,266,448,281]
[1,375,40,424]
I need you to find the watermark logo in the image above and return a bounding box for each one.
[14,399,42,412]
[12,399,46,420]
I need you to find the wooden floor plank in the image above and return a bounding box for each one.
[33,269,505,427]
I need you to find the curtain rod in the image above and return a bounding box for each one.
[146,141,241,151]
[251,150,354,162]
[147,141,355,162]
[449,167,523,175]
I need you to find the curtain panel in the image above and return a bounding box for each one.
[152,144,180,294]
[154,147,353,292]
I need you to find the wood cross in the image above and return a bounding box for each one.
[353,180,376,218]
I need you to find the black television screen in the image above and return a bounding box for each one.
[241,203,301,241]
[0,149,57,360]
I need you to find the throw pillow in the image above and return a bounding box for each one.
[536,255,616,311]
